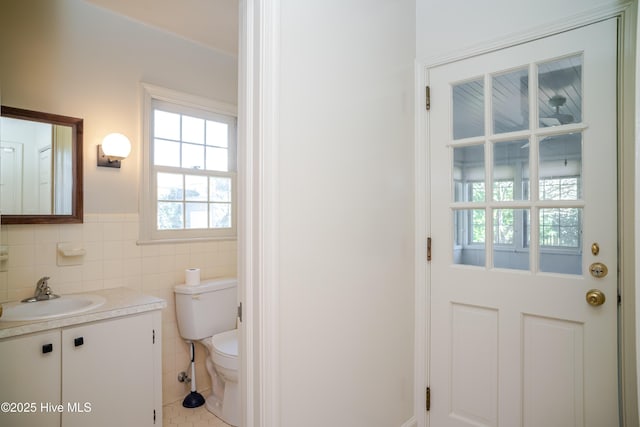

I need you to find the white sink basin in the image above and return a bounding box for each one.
[0,294,106,321]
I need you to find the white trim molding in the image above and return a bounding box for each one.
[239,0,281,426]
[401,416,418,427]
[413,59,429,427]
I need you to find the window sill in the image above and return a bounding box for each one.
[136,236,237,245]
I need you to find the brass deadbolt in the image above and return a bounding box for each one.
[589,262,608,278]
[586,289,606,307]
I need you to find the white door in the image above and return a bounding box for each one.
[0,142,23,214]
[428,19,618,427]
[38,146,52,213]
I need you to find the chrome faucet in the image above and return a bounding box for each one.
[21,276,60,302]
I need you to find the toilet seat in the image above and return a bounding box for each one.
[212,329,238,371]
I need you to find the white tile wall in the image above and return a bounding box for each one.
[0,213,237,405]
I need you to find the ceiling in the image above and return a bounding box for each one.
[84,0,239,56]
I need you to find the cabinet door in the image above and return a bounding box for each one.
[62,313,155,427]
[0,330,61,427]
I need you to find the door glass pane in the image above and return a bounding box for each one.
[453,209,485,267]
[493,139,529,201]
[538,55,582,128]
[493,68,529,134]
[539,208,582,275]
[453,78,484,139]
[539,133,582,200]
[493,209,530,270]
[453,145,485,202]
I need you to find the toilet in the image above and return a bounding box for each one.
[174,278,240,426]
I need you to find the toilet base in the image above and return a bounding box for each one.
[205,380,239,427]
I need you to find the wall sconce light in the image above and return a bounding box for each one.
[97,133,131,168]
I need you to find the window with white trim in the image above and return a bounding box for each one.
[141,85,237,242]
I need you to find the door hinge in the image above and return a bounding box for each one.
[238,302,243,322]
[427,237,432,262]
[426,387,431,411]
[426,86,431,111]
[153,409,156,424]
[152,329,155,344]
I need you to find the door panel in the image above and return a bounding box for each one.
[428,19,618,427]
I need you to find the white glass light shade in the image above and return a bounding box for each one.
[101,133,131,160]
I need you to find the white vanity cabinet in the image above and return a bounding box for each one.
[62,311,161,427]
[0,310,162,427]
[0,329,62,427]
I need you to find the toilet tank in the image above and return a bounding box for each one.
[174,278,237,340]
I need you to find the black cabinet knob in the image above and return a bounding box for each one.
[74,337,84,347]
[42,343,53,354]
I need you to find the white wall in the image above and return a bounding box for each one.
[417,0,629,62]
[276,1,415,425]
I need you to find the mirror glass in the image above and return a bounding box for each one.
[0,106,83,224]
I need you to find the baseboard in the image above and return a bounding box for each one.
[401,416,417,427]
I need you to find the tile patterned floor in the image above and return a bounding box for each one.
[163,396,232,427]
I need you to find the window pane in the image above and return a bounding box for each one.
[182,115,205,144]
[210,203,231,228]
[539,208,582,275]
[185,175,207,201]
[494,209,530,271]
[453,145,485,202]
[154,110,180,140]
[453,209,485,267]
[157,173,183,200]
[150,98,236,237]
[186,202,208,229]
[207,121,229,148]
[493,68,529,134]
[206,146,229,172]
[182,143,205,170]
[493,139,529,201]
[540,208,581,248]
[453,78,484,139]
[158,202,183,230]
[539,133,582,200]
[538,55,582,128]
[154,139,181,167]
[210,177,231,202]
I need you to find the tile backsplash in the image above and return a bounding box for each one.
[0,213,237,404]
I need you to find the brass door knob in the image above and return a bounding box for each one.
[586,289,606,306]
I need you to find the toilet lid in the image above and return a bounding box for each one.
[212,329,238,357]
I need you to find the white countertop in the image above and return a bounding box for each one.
[0,287,166,339]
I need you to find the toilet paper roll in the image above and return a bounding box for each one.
[185,268,201,286]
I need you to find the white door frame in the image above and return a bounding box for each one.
[238,1,281,426]
[413,3,638,427]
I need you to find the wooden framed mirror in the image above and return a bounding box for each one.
[0,106,83,224]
